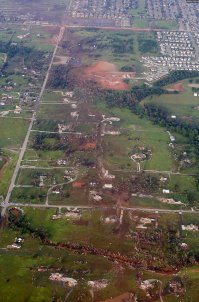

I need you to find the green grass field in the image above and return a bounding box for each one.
[97,102,187,173]
[142,79,199,119]
[152,20,179,30]
[16,167,66,186]
[10,25,55,52]
[133,17,149,28]
[0,118,29,148]
[64,28,160,74]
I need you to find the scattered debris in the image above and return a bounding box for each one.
[158,197,183,205]
[103,184,113,189]
[49,273,77,287]
[88,279,108,290]
[182,224,198,231]
[89,190,102,202]
[52,209,81,220]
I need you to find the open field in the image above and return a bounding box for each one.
[1,207,198,301]
[142,79,199,120]
[97,102,190,173]
[11,187,48,204]
[0,118,29,148]
[0,151,18,197]
[61,28,160,78]
[0,25,57,52]
[102,130,174,172]
[133,17,149,29]
[11,25,58,52]
[152,20,179,30]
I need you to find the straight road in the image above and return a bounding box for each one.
[4,202,198,215]
[1,26,65,217]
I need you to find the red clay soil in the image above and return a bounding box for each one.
[168,82,185,92]
[72,181,85,188]
[83,61,134,90]
[80,142,97,150]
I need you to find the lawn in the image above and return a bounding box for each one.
[16,167,66,186]
[129,195,183,210]
[37,103,72,120]
[11,187,48,204]
[0,151,18,196]
[23,149,65,161]
[0,118,29,148]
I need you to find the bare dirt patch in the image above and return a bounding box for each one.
[83,61,134,90]
[80,142,97,150]
[72,181,85,188]
[53,55,70,65]
[167,82,185,92]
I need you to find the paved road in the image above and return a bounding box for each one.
[31,130,82,135]
[2,202,198,214]
[1,26,65,218]
[112,168,196,176]
[20,165,66,170]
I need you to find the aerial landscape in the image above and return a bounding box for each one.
[1,0,199,301]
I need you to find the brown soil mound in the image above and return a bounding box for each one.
[83,61,134,90]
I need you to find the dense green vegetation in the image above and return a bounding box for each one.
[138,38,158,54]
[47,65,72,89]
[32,133,69,151]
[0,39,50,77]
[155,70,199,87]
